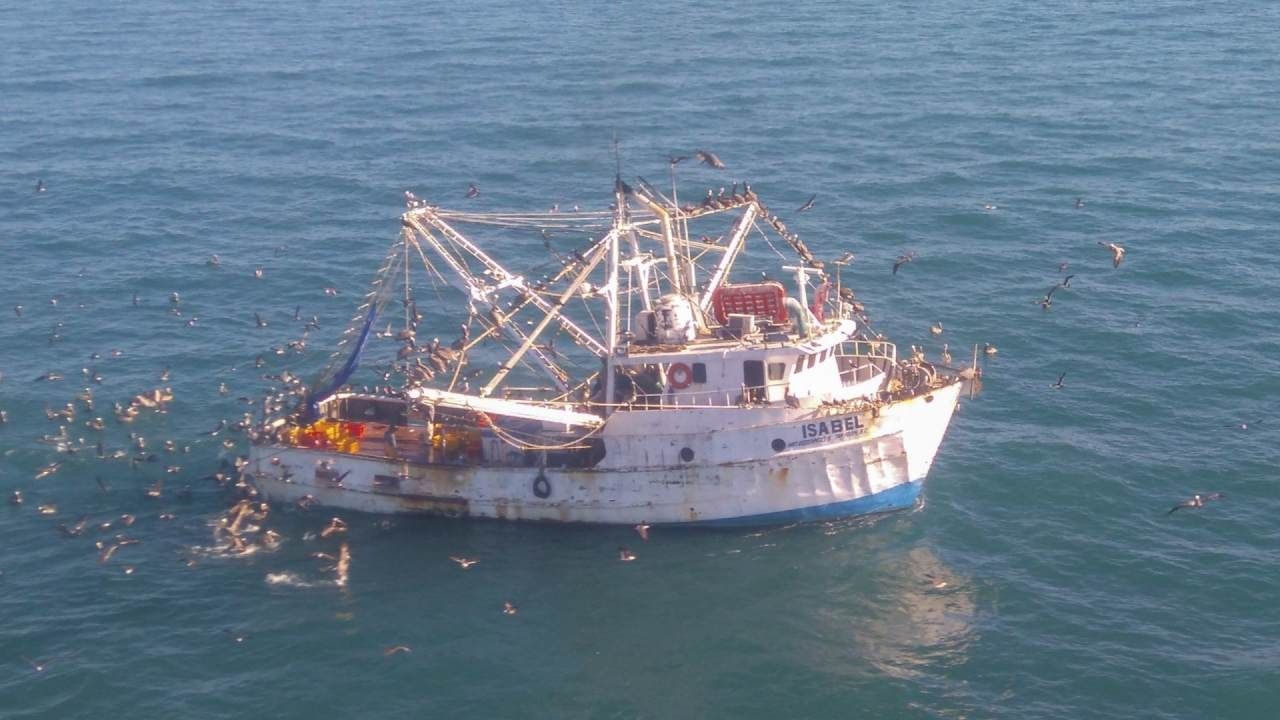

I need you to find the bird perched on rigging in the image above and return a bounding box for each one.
[1098,241,1126,268]
[694,149,726,169]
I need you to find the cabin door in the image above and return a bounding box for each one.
[743,360,766,403]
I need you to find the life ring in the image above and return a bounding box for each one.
[532,470,552,499]
[668,362,693,390]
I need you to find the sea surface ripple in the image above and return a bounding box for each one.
[2,1,1278,718]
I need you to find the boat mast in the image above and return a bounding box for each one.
[604,177,629,414]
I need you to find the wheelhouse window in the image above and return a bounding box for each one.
[692,362,707,384]
[794,356,805,373]
[767,362,786,381]
[806,354,816,369]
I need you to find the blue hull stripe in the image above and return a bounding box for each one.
[689,480,924,528]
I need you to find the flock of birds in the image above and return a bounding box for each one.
[9,162,1248,674]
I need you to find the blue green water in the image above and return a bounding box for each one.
[3,1,1279,717]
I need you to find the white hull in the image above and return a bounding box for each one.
[249,382,962,526]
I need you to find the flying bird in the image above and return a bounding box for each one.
[1059,274,1075,288]
[449,556,478,569]
[694,150,726,169]
[634,522,650,541]
[892,252,917,275]
[1050,372,1066,389]
[796,194,816,213]
[1167,492,1225,515]
[465,183,479,199]
[1098,241,1126,268]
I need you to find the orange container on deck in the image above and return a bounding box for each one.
[344,422,366,438]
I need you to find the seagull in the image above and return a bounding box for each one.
[940,344,952,365]
[21,656,49,672]
[982,203,998,211]
[254,266,264,279]
[833,251,855,266]
[34,462,61,480]
[929,321,944,336]
[892,252,917,275]
[634,522,650,541]
[1167,492,1225,515]
[1226,419,1261,431]
[255,312,267,328]
[1037,285,1059,310]
[1075,197,1085,209]
[502,601,519,615]
[667,154,689,166]
[35,179,46,193]
[796,194,816,213]
[618,547,637,562]
[320,516,347,538]
[1098,241,1126,268]
[1058,261,1070,273]
[694,149,726,169]
[1059,274,1075,288]
[449,556,478,569]
[14,304,22,317]
[207,254,221,267]
[1050,372,1066,389]
[465,183,479,199]
[383,645,413,656]
[983,343,998,357]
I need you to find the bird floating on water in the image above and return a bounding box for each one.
[983,343,998,357]
[929,321,944,336]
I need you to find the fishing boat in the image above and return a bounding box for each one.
[248,172,979,526]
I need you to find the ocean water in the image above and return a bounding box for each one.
[2,1,1279,717]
